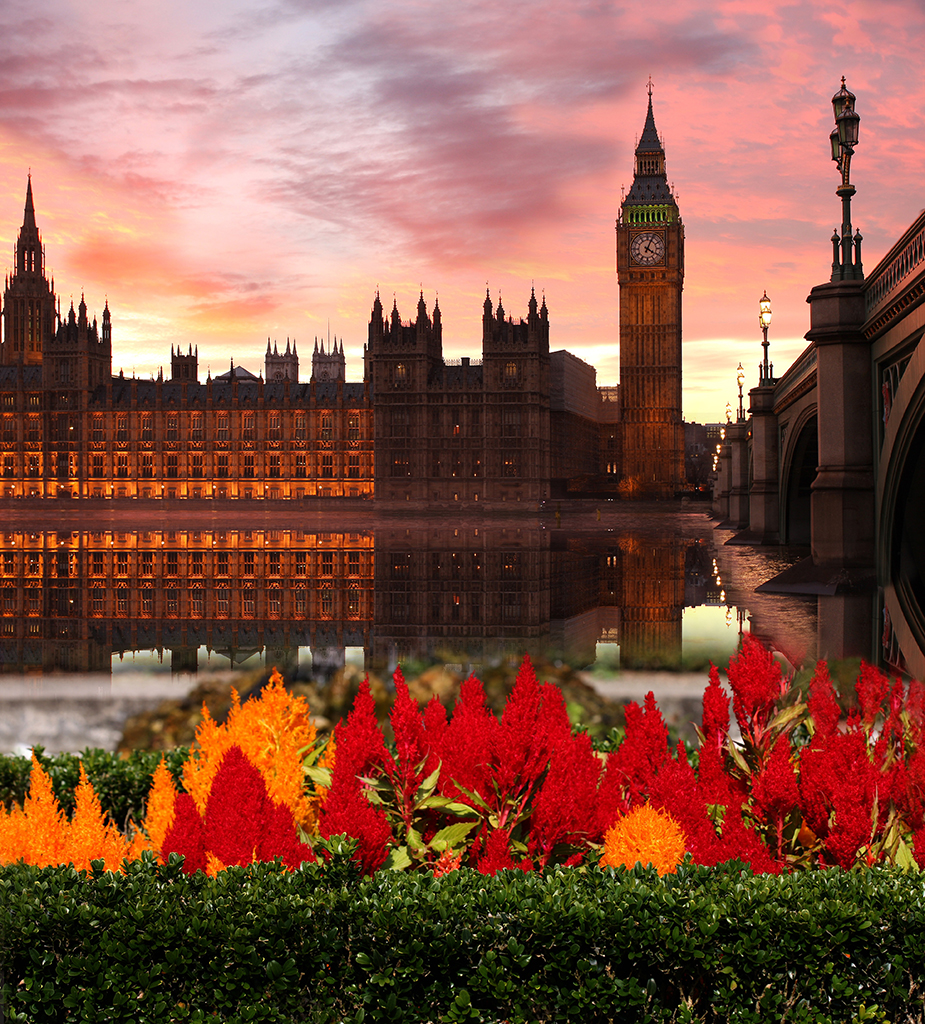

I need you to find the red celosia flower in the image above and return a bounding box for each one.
[529,730,603,866]
[807,661,841,741]
[203,745,314,870]
[161,793,206,875]
[477,828,517,875]
[437,674,498,805]
[856,662,890,732]
[607,692,670,804]
[726,634,785,745]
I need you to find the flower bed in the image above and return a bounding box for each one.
[3,638,925,1019]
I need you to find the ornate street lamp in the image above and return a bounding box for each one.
[737,363,745,421]
[725,402,732,424]
[830,78,862,280]
[758,291,774,385]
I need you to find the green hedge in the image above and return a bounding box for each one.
[2,858,924,1023]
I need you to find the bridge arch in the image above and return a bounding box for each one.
[879,340,925,677]
[779,408,817,545]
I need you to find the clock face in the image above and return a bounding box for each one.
[630,231,666,266]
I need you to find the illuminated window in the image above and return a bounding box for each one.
[321,551,333,576]
[91,415,104,442]
[321,454,333,478]
[243,412,255,440]
[268,412,281,439]
[116,454,128,478]
[216,413,229,440]
[268,454,280,478]
[140,454,154,478]
[268,552,281,576]
[141,414,153,441]
[295,552,307,576]
[348,414,360,440]
[294,455,306,478]
[243,454,255,478]
[166,454,178,478]
[191,412,203,441]
[191,454,203,478]
[321,414,333,441]
[294,413,307,439]
[216,454,229,478]
[166,413,179,440]
[348,455,360,478]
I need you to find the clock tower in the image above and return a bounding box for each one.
[616,82,684,495]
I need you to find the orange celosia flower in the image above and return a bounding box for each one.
[182,669,318,832]
[433,847,463,878]
[600,804,687,876]
[142,757,179,855]
[67,764,130,873]
[3,754,69,868]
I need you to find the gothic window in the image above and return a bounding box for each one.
[391,411,409,437]
[216,552,229,576]
[141,415,153,441]
[242,589,256,616]
[91,455,104,478]
[28,455,40,477]
[450,408,461,436]
[116,552,129,576]
[140,454,154,478]
[295,552,307,576]
[191,412,203,441]
[116,455,128,478]
[166,590,179,616]
[26,416,40,443]
[321,454,334,478]
[166,552,178,575]
[321,414,333,441]
[166,414,179,440]
[321,590,333,617]
[2,456,12,478]
[268,552,281,576]
[347,455,360,478]
[348,588,360,617]
[294,454,307,478]
[242,551,255,576]
[472,458,481,478]
[294,413,307,439]
[503,454,519,477]
[216,454,229,478]
[504,362,518,384]
[190,589,204,617]
[140,552,154,576]
[243,454,256,479]
[190,454,204,478]
[216,413,229,440]
[243,412,256,440]
[268,413,281,440]
[391,453,410,477]
[166,454,178,478]
[116,415,128,441]
[268,454,281,478]
[1,416,13,442]
[348,414,360,440]
[190,553,204,576]
[91,553,104,575]
[503,410,522,437]
[502,552,521,578]
[321,552,334,576]
[395,363,408,387]
[91,415,104,442]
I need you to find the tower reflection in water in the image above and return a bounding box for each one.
[0,526,723,677]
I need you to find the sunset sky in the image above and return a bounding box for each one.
[0,0,921,423]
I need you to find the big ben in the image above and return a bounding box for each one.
[616,82,684,496]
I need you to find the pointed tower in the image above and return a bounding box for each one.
[616,81,684,495]
[310,336,343,382]
[171,343,198,381]
[1,176,57,366]
[266,337,299,381]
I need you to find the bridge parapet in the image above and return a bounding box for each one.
[865,211,925,329]
[773,342,817,414]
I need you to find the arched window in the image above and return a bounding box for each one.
[395,363,407,387]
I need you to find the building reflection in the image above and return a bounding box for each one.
[0,525,720,677]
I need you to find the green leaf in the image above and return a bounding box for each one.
[430,820,478,852]
[450,783,492,813]
[382,846,413,871]
[303,765,332,789]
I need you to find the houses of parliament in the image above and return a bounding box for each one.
[0,93,684,502]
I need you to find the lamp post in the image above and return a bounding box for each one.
[830,78,862,280]
[736,364,745,421]
[758,291,773,385]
